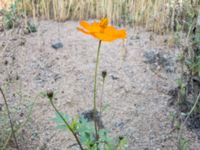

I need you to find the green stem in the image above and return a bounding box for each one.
[93,40,102,140]
[49,98,84,150]
[0,87,19,150]
[100,78,105,114]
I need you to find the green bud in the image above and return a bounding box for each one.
[102,70,107,78]
[47,90,54,100]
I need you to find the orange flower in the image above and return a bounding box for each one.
[77,18,126,41]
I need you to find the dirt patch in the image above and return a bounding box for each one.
[0,20,200,150]
[143,49,176,73]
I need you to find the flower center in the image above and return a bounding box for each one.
[99,18,108,32]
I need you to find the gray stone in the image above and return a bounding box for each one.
[52,42,63,49]
[143,50,175,73]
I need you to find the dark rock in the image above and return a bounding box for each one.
[54,74,61,81]
[193,76,200,87]
[81,110,104,129]
[20,112,24,117]
[27,21,37,33]
[186,112,200,138]
[167,88,178,106]
[115,121,125,129]
[111,75,119,80]
[187,113,200,129]
[52,42,63,49]
[143,50,157,64]
[136,35,140,39]
[4,60,8,65]
[143,50,175,73]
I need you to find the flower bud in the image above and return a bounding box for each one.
[47,90,54,100]
[102,70,107,79]
[89,143,94,147]
[119,136,124,141]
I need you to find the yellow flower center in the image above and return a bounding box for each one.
[99,18,108,32]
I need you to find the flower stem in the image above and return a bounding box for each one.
[100,77,106,114]
[93,40,102,140]
[48,97,84,150]
[0,87,19,150]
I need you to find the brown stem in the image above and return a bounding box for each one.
[0,87,19,150]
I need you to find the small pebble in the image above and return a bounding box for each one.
[52,42,64,49]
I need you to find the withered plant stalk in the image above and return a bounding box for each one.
[0,87,19,150]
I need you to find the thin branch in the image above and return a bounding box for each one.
[178,92,200,141]
[0,87,19,150]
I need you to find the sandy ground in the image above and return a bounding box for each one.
[0,20,200,150]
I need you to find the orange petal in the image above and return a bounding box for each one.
[77,27,91,35]
[90,22,101,33]
[93,32,116,41]
[79,20,92,31]
[77,19,126,41]
[114,29,126,38]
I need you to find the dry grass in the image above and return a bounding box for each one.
[1,0,200,33]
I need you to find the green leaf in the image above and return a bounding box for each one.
[118,138,127,149]
[51,112,70,124]
[70,117,79,131]
[178,137,190,150]
[104,144,114,150]
[50,112,72,131]
[55,124,67,130]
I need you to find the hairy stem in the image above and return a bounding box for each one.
[0,87,19,150]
